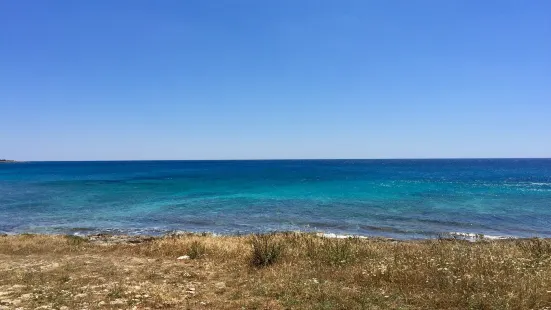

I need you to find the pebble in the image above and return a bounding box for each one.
[110,299,125,305]
[186,287,196,294]
[214,282,226,289]
[177,255,190,260]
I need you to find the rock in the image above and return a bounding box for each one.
[110,299,125,305]
[186,287,196,294]
[214,282,226,289]
[177,255,190,260]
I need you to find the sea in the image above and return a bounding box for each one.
[1,159,550,239]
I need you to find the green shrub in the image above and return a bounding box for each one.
[250,234,284,267]
[187,240,206,259]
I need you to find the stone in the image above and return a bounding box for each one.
[214,282,226,290]
[186,287,196,294]
[177,255,190,260]
[110,299,125,305]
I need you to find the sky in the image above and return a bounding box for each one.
[1,0,550,160]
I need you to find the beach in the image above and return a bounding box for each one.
[1,232,550,309]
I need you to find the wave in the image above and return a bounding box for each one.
[316,232,369,239]
[446,232,513,241]
[316,231,517,241]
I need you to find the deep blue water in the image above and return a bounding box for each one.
[1,159,550,239]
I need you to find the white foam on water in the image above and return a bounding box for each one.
[447,232,513,241]
[316,232,368,239]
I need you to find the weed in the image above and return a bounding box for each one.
[65,235,88,246]
[250,234,284,267]
[187,240,206,259]
[306,237,355,265]
[107,284,124,299]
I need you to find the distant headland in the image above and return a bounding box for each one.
[0,159,18,163]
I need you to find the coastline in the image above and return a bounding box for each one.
[0,231,523,245]
[0,229,519,242]
[1,232,550,309]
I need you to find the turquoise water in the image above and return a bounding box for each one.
[1,159,550,239]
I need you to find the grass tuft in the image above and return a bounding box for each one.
[306,237,356,265]
[64,235,88,246]
[187,240,207,259]
[250,233,284,267]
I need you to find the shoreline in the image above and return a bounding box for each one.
[1,231,543,246]
[0,230,523,243]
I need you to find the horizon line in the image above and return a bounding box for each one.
[11,157,551,162]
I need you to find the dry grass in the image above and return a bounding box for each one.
[0,233,550,309]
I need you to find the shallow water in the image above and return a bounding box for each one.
[1,159,550,239]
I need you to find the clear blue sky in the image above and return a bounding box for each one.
[1,0,550,160]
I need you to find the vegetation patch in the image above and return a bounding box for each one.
[0,233,550,309]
